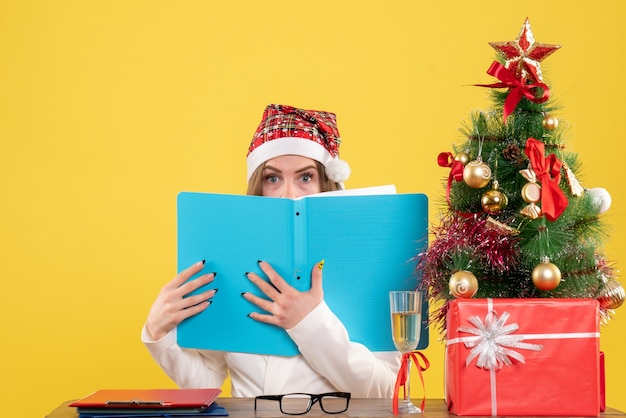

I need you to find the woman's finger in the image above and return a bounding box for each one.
[166,260,207,290]
[182,288,219,310]
[176,272,217,299]
[309,259,324,297]
[246,270,281,300]
[258,260,290,293]
[242,290,273,312]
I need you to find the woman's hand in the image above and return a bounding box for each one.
[145,261,218,340]
[243,260,324,329]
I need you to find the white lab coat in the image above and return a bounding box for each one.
[142,301,401,398]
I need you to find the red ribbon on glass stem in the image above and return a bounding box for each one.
[392,351,430,415]
[524,138,568,221]
[475,61,550,123]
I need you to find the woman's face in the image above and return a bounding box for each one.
[260,155,323,198]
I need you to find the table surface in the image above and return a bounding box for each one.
[46,398,625,418]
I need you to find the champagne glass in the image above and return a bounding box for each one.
[389,290,422,413]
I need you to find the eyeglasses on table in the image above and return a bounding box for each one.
[254,392,351,415]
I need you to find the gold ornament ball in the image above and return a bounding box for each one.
[449,270,479,298]
[463,160,492,189]
[521,182,542,204]
[481,181,508,214]
[455,152,470,166]
[542,114,559,131]
[532,261,562,291]
[597,278,625,310]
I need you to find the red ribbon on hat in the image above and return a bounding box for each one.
[392,351,430,415]
[475,61,550,123]
[524,138,568,221]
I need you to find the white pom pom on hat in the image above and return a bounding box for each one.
[246,104,350,188]
[325,157,351,183]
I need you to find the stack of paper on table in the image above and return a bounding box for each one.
[68,389,225,417]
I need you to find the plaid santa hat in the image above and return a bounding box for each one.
[246,104,351,188]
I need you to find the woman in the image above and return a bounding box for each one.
[142,104,400,398]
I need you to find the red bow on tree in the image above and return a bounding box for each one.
[437,152,478,219]
[524,138,568,221]
[475,61,550,123]
[438,152,464,204]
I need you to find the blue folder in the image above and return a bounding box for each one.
[176,191,429,356]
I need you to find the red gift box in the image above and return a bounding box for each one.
[445,298,600,416]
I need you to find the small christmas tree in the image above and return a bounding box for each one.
[418,18,624,335]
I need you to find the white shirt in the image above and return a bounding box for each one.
[142,301,400,398]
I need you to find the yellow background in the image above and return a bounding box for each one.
[1,1,624,416]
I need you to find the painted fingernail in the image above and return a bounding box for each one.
[212,272,218,277]
[241,292,247,297]
[214,288,219,294]
[202,260,206,264]
[318,259,325,270]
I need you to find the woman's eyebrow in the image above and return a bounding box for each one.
[262,164,317,173]
[262,165,282,173]
[295,165,317,173]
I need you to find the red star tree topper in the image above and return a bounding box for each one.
[489,18,561,83]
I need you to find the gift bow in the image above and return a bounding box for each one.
[475,61,550,123]
[458,310,543,370]
[524,137,568,221]
[392,351,430,415]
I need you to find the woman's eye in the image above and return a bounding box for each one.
[300,173,313,183]
[265,175,279,184]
